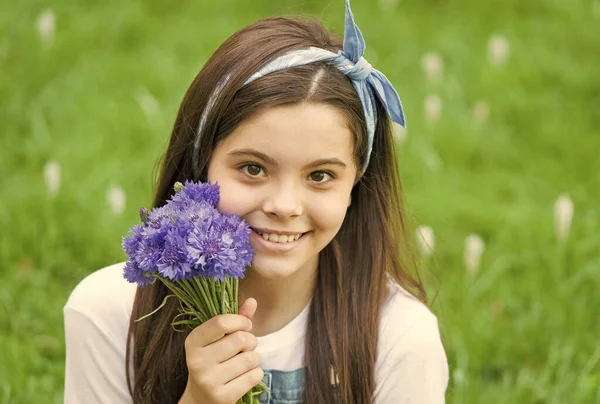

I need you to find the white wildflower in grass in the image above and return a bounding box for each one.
[378,0,398,10]
[391,122,407,144]
[135,87,160,118]
[464,234,485,276]
[107,185,126,215]
[473,100,490,124]
[423,149,442,171]
[488,34,509,66]
[416,226,435,257]
[554,194,574,241]
[453,369,465,385]
[43,161,61,197]
[424,94,442,124]
[37,9,56,44]
[421,52,444,83]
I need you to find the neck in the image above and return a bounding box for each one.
[238,257,317,337]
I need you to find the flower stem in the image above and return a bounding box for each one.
[210,280,219,311]
[195,277,218,317]
[233,277,239,314]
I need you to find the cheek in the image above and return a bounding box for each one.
[307,193,350,232]
[214,181,256,216]
[207,164,253,216]
[207,160,253,216]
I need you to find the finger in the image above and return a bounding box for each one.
[186,314,252,348]
[222,366,265,402]
[238,298,257,320]
[216,350,262,385]
[207,331,258,364]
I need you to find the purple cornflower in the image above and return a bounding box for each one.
[171,180,220,208]
[122,181,254,285]
[123,261,154,286]
[187,221,248,281]
[157,228,192,281]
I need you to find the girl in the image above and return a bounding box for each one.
[63,1,448,403]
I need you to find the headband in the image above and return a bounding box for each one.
[192,0,406,177]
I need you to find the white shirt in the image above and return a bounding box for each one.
[64,262,448,403]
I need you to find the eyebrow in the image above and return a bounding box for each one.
[228,148,347,169]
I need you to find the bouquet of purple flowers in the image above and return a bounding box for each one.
[122,180,268,404]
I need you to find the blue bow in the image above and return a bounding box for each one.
[244,0,406,173]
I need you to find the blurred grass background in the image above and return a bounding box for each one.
[1,0,599,402]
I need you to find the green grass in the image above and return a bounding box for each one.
[1,0,599,402]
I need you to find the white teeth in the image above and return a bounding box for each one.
[256,230,303,243]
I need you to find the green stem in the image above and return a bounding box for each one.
[162,279,195,309]
[179,279,210,320]
[202,277,219,317]
[133,294,176,322]
[210,280,219,311]
[234,277,239,314]
[221,280,227,313]
[194,277,218,317]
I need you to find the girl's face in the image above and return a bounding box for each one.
[207,102,357,280]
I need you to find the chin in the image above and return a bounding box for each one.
[248,256,310,280]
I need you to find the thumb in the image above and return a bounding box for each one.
[238,297,257,320]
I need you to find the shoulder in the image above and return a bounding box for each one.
[64,262,137,337]
[63,262,136,403]
[373,280,449,403]
[378,280,443,357]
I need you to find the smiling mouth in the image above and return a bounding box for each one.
[251,228,307,244]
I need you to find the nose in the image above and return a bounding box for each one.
[262,181,303,219]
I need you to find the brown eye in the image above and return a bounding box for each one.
[247,165,261,175]
[309,171,332,183]
[242,164,264,177]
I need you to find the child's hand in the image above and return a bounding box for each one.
[179,298,263,404]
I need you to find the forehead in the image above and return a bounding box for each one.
[217,103,355,165]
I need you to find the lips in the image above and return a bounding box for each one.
[253,230,301,244]
[249,228,308,252]
[250,227,306,244]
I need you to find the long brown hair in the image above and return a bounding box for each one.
[126,16,426,404]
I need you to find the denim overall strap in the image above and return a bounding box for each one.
[259,368,306,404]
